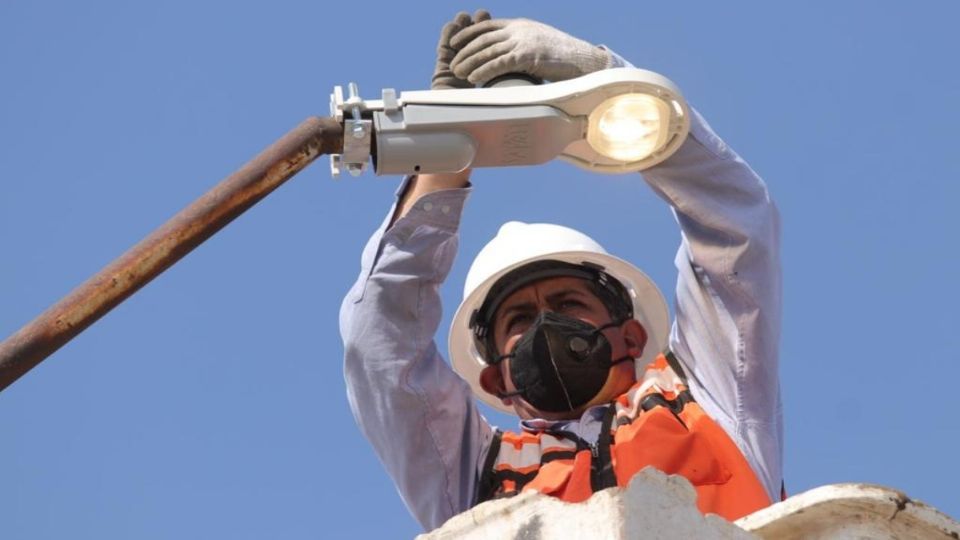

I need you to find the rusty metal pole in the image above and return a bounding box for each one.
[0,116,343,392]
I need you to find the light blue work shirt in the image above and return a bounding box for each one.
[340,58,782,532]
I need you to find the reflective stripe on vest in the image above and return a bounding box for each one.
[474,352,772,521]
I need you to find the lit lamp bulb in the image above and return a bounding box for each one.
[586,93,671,163]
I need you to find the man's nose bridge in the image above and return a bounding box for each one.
[532,285,547,309]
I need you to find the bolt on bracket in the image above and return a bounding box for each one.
[330,82,379,178]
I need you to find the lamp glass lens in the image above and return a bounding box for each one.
[587,94,670,162]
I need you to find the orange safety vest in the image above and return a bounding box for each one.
[475,352,773,521]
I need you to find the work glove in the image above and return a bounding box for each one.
[432,10,492,90]
[449,17,613,85]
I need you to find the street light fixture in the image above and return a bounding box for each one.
[329,67,690,177]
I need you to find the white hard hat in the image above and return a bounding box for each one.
[449,222,670,415]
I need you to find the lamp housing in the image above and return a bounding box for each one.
[329,68,690,177]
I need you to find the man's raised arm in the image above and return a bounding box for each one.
[339,170,487,530]
[641,107,783,501]
[338,12,493,531]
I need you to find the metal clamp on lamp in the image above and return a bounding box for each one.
[329,67,690,177]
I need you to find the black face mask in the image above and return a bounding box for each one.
[497,312,632,413]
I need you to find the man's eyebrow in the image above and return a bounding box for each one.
[496,287,593,324]
[544,288,590,304]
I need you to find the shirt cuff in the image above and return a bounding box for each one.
[388,175,472,234]
[598,45,634,69]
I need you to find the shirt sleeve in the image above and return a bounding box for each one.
[605,47,783,501]
[339,180,494,531]
[641,108,784,501]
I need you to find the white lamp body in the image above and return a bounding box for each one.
[330,68,690,176]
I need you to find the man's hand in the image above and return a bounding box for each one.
[449,17,613,85]
[432,10,491,90]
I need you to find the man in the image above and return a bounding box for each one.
[340,11,782,531]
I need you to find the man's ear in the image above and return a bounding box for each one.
[479,365,512,405]
[620,319,648,359]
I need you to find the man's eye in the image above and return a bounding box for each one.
[506,314,531,332]
[508,314,528,326]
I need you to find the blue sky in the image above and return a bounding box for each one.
[2,1,958,537]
